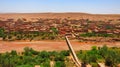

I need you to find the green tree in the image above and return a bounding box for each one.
[99,45,108,58]
[0,28,5,37]
[10,50,17,56]
[50,27,59,35]
[54,61,66,67]
[23,47,32,56]
[16,64,33,67]
[60,50,70,56]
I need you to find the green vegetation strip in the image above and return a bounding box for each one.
[80,32,117,37]
[0,46,120,67]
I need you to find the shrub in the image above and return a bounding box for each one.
[16,64,33,67]
[91,63,99,67]
[54,61,66,67]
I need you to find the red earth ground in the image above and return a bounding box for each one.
[0,40,120,53]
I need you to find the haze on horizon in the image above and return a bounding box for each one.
[0,0,120,14]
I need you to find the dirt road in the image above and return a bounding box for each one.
[0,40,120,53]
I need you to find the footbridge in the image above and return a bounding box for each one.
[65,36,81,67]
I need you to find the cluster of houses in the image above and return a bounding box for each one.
[0,18,120,36]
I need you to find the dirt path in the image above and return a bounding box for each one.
[0,40,120,53]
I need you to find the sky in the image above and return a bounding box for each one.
[0,0,120,14]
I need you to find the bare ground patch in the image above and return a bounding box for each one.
[0,40,120,53]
